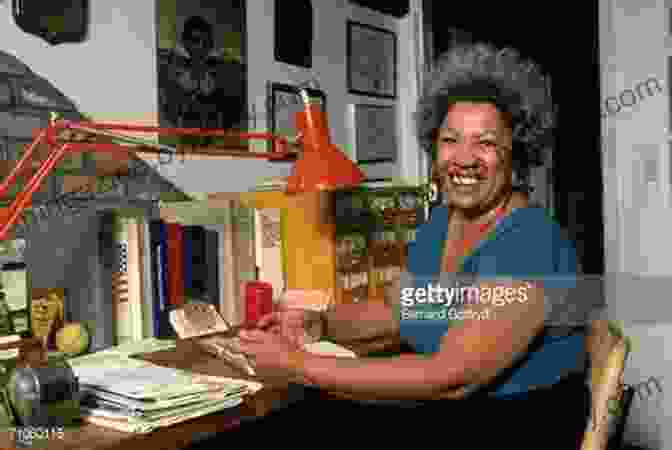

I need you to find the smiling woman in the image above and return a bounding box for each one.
[233,43,589,447]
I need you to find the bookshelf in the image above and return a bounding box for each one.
[158,186,427,315]
[207,191,337,295]
[156,190,337,326]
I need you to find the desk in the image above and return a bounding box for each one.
[0,335,404,450]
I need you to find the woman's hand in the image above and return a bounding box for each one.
[236,329,309,379]
[257,307,323,347]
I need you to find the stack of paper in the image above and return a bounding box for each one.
[304,341,357,358]
[68,339,262,433]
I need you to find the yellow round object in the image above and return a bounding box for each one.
[55,322,90,356]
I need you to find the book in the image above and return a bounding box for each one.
[139,220,155,338]
[182,225,194,301]
[182,225,216,306]
[230,201,255,324]
[129,218,146,341]
[111,216,130,344]
[218,202,239,325]
[149,220,175,339]
[204,227,221,307]
[112,216,143,345]
[255,208,285,301]
[165,223,185,307]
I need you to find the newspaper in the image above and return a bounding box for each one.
[69,338,262,433]
[70,351,261,401]
[82,396,243,434]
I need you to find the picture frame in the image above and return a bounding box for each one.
[268,82,327,154]
[156,0,248,148]
[274,0,313,68]
[2,261,28,334]
[346,21,397,98]
[12,0,90,46]
[30,287,65,349]
[352,103,397,164]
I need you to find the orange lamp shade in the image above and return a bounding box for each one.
[286,105,365,193]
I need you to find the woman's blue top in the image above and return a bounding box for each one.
[402,205,587,398]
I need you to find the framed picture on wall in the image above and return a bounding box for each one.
[2,261,28,334]
[346,21,397,98]
[274,0,313,68]
[12,0,89,46]
[156,0,248,148]
[352,103,397,164]
[268,82,326,154]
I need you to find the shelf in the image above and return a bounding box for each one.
[335,223,418,235]
[340,184,423,193]
[0,158,131,178]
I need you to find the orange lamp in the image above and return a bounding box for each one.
[286,92,365,193]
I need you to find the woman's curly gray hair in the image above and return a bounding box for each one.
[416,42,555,168]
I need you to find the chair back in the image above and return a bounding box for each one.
[581,320,630,450]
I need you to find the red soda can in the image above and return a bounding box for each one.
[245,280,273,325]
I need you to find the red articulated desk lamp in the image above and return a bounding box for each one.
[0,88,365,240]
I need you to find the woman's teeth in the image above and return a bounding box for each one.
[451,176,479,185]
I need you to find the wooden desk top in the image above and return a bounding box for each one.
[0,335,403,450]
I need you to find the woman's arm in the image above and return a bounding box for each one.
[295,280,546,400]
[321,278,401,343]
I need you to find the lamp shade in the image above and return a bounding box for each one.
[286,105,365,193]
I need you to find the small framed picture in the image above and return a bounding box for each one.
[347,21,396,98]
[352,103,397,164]
[267,82,326,154]
[156,0,248,148]
[30,287,65,349]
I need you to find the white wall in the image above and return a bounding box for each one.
[0,1,423,194]
[600,0,671,447]
[0,1,157,124]
[247,0,423,185]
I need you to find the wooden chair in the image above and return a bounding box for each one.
[582,320,633,450]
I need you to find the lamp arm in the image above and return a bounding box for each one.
[0,120,296,240]
[0,100,364,239]
[54,120,293,157]
[0,143,71,240]
[0,130,47,199]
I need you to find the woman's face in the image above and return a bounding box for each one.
[435,102,514,216]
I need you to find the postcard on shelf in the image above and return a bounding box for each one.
[30,288,65,349]
[169,302,255,376]
[169,301,230,339]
